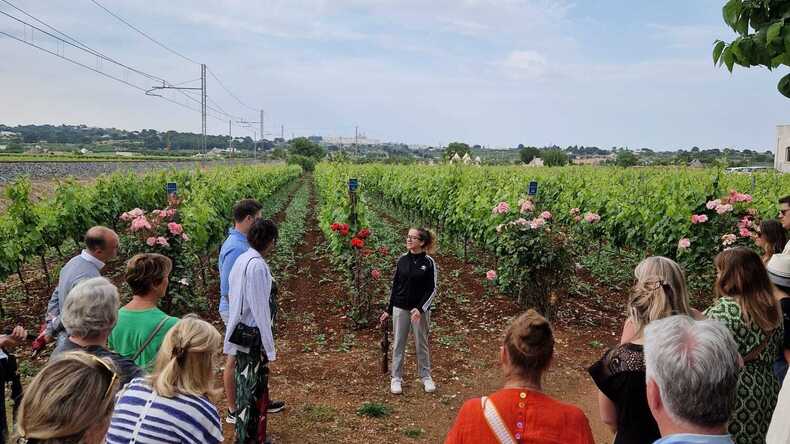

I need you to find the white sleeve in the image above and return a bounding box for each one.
[248,261,276,361]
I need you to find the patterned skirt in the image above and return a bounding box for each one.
[234,341,270,444]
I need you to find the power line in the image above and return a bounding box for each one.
[207,67,258,112]
[0,30,226,122]
[0,1,165,83]
[89,0,201,66]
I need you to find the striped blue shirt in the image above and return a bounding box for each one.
[107,378,223,444]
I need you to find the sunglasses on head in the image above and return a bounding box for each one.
[88,355,118,400]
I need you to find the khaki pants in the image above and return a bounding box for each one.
[391,307,432,380]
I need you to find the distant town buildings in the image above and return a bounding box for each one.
[322,135,381,146]
[572,154,615,165]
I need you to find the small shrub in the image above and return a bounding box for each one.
[356,402,392,418]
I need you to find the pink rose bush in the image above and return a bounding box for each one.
[678,238,691,250]
[492,201,511,215]
[690,214,708,224]
[486,270,497,281]
[119,206,189,251]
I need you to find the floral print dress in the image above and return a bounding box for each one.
[705,297,783,444]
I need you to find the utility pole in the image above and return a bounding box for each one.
[201,64,206,154]
[259,109,264,160]
[355,125,359,156]
[228,120,232,158]
[281,125,284,141]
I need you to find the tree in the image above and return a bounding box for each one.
[713,0,790,98]
[541,149,569,167]
[519,146,540,164]
[444,142,471,159]
[615,150,639,167]
[288,137,325,159]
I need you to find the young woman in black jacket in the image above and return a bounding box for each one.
[379,227,437,395]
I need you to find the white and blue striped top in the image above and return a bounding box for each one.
[107,378,223,444]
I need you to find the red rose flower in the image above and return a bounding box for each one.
[339,226,350,236]
[330,223,340,231]
[378,246,389,256]
[356,228,371,239]
[371,269,381,280]
[351,238,364,249]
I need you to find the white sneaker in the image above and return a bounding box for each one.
[422,377,436,393]
[390,378,403,395]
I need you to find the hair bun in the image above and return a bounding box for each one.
[504,309,554,378]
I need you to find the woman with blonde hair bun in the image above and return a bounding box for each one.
[589,256,700,444]
[15,351,120,444]
[107,315,224,444]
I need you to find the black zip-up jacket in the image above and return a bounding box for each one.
[387,252,437,314]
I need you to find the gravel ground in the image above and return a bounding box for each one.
[0,159,257,183]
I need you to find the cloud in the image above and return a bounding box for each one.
[649,23,724,50]
[500,50,548,79]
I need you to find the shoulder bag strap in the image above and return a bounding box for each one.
[131,316,171,362]
[744,329,774,363]
[481,396,517,444]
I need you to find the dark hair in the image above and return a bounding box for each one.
[233,199,263,223]
[779,195,790,206]
[503,309,554,380]
[714,247,780,332]
[413,227,436,254]
[248,219,278,252]
[759,219,787,255]
[126,253,173,295]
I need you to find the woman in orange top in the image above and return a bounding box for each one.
[445,309,595,444]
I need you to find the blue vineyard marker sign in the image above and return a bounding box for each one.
[166,182,178,195]
[528,181,538,196]
[348,178,359,193]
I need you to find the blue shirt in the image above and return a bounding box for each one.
[654,434,733,444]
[218,228,249,317]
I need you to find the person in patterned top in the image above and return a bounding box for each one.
[705,247,783,444]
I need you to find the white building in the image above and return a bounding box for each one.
[776,124,790,173]
[323,135,381,146]
[527,157,545,167]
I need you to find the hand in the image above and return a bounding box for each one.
[410,309,421,323]
[0,326,27,349]
[379,312,390,324]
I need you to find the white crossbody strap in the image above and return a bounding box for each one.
[481,396,517,444]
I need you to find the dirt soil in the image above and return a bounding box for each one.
[1,179,624,444]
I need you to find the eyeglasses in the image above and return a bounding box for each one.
[88,355,118,400]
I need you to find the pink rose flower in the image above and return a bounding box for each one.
[371,269,381,280]
[529,218,546,229]
[129,208,144,218]
[584,212,601,224]
[574,215,582,222]
[130,217,152,232]
[146,237,157,247]
[678,238,691,249]
[540,211,552,220]
[519,199,534,213]
[120,212,131,221]
[156,236,169,247]
[514,218,529,226]
[492,201,511,215]
[485,270,497,281]
[715,204,733,215]
[706,199,720,210]
[738,227,751,238]
[181,233,190,241]
[168,222,184,235]
[691,214,708,224]
[721,233,737,246]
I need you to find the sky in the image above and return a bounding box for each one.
[0,0,788,150]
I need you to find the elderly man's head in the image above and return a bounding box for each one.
[85,226,119,263]
[644,315,740,435]
[62,277,120,340]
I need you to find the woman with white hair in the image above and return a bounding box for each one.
[51,277,143,386]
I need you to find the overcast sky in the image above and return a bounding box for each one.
[0,0,788,150]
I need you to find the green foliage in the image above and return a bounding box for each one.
[713,0,790,97]
[540,149,569,167]
[445,142,471,160]
[519,146,540,164]
[288,137,325,159]
[356,402,392,418]
[288,154,317,172]
[403,427,425,439]
[615,150,639,167]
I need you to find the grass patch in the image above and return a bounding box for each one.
[302,403,337,422]
[403,427,425,439]
[356,402,392,418]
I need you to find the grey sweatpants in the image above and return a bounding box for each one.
[391,307,432,380]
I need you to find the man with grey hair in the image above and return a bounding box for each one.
[51,277,141,385]
[40,226,119,348]
[644,315,740,444]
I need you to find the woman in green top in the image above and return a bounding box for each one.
[705,247,783,444]
[109,253,178,369]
